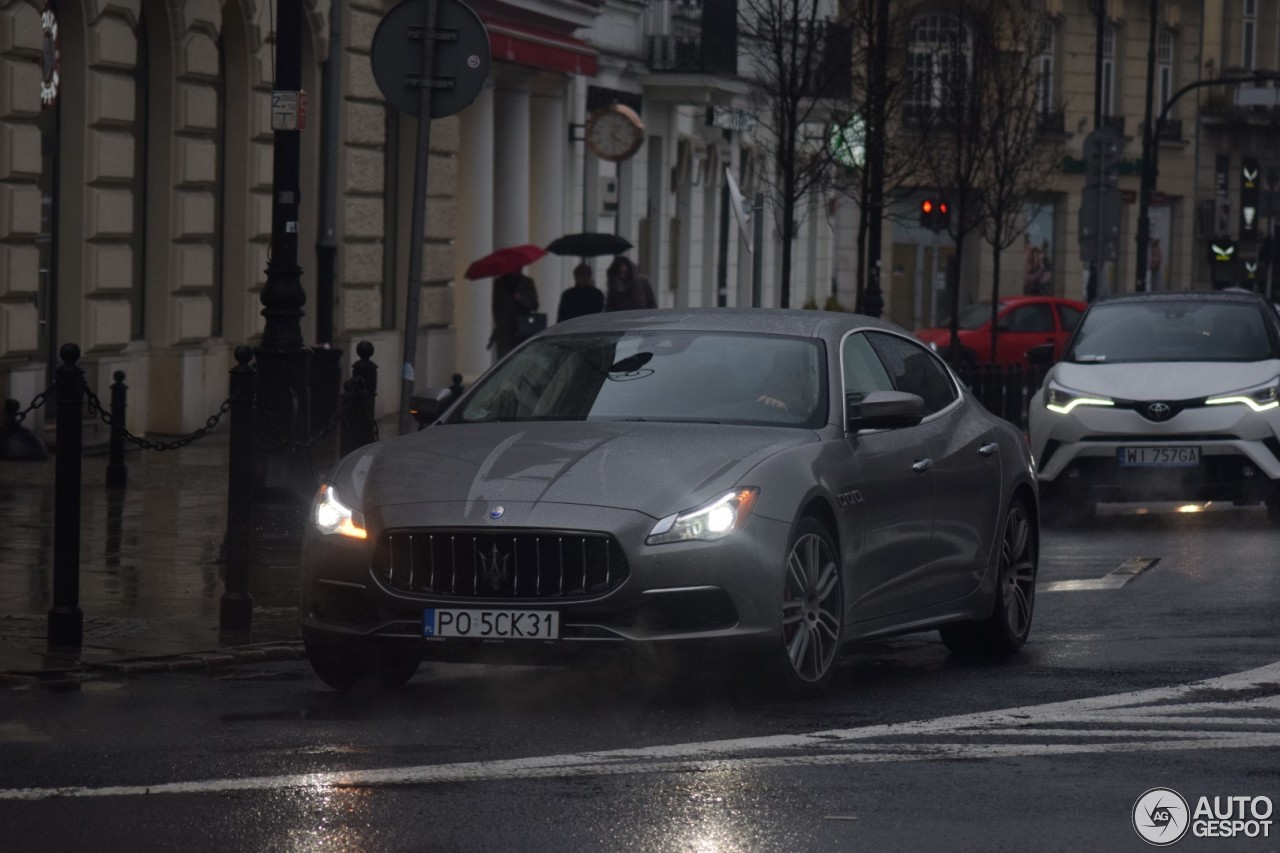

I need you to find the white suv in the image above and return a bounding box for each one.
[1028,291,1280,523]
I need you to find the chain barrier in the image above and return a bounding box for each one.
[6,382,56,425]
[9,373,377,454]
[83,381,231,451]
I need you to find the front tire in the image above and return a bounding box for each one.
[771,517,843,694]
[305,640,421,692]
[940,498,1037,655]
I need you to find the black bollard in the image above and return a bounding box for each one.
[106,371,127,489]
[448,373,465,406]
[49,344,84,653]
[340,341,378,456]
[221,346,256,634]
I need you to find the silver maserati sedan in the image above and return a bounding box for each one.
[301,309,1039,694]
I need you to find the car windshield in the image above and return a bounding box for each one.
[452,331,827,428]
[1065,300,1276,363]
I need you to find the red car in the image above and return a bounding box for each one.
[914,296,1087,366]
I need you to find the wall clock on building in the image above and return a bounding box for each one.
[585,103,645,162]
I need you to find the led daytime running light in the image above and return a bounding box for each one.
[1205,395,1280,412]
[647,488,759,545]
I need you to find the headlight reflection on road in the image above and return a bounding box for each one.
[271,783,376,853]
[1177,502,1212,514]
[614,773,763,853]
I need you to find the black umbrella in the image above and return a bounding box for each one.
[545,232,634,258]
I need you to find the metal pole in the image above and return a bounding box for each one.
[1134,0,1158,291]
[105,371,127,489]
[398,0,441,436]
[220,346,256,634]
[49,343,84,652]
[1087,0,1104,303]
[255,0,312,494]
[862,0,889,318]
[752,192,764,307]
[316,0,343,345]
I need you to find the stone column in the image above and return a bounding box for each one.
[530,86,566,310]
[493,79,532,247]
[455,84,494,381]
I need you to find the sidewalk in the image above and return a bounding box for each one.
[0,427,342,684]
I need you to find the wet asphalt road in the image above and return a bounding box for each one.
[2,503,1279,852]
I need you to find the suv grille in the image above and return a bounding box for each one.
[373,529,629,600]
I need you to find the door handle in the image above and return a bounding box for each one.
[979,441,999,457]
[912,458,933,473]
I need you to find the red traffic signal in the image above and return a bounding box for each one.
[919,198,949,232]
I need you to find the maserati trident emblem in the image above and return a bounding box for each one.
[478,543,510,591]
[1146,402,1171,421]
[489,506,504,519]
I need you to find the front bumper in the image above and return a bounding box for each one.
[1030,399,1280,501]
[299,501,793,660]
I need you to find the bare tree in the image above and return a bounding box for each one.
[975,7,1064,361]
[739,0,853,308]
[909,0,1057,359]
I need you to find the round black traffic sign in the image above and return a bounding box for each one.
[371,0,490,119]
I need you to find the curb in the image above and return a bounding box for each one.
[91,642,307,677]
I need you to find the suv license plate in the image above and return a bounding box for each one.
[424,608,559,640]
[1117,446,1201,467]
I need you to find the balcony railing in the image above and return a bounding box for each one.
[1101,114,1126,135]
[1037,110,1065,134]
[645,0,737,75]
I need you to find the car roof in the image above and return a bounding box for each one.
[546,308,908,339]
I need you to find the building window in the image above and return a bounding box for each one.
[1157,30,1174,112]
[905,14,971,121]
[1037,21,1056,115]
[1101,24,1117,117]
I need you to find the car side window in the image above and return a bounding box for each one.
[1005,304,1054,333]
[1058,304,1083,332]
[866,332,958,414]
[841,332,895,404]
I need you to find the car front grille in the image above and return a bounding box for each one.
[373,529,629,600]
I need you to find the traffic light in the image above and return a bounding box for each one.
[1241,157,1260,240]
[919,198,949,232]
[1208,238,1238,288]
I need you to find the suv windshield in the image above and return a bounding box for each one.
[1066,300,1276,363]
[452,331,827,428]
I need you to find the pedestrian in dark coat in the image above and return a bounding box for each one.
[490,269,539,359]
[605,256,657,311]
[557,263,605,323]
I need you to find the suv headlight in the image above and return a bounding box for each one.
[1044,380,1115,415]
[1206,377,1280,412]
[647,488,759,545]
[313,484,368,540]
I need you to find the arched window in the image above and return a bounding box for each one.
[905,14,971,122]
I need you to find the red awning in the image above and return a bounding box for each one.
[481,16,598,77]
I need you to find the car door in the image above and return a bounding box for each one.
[842,332,938,623]
[997,303,1057,364]
[867,332,1002,609]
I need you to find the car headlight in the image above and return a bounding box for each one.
[313,484,368,540]
[1205,377,1280,412]
[646,488,759,545]
[1044,379,1115,414]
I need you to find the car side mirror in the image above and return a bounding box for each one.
[847,390,927,431]
[1024,343,1055,366]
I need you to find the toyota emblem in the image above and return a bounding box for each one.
[1146,402,1171,420]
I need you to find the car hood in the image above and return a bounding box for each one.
[340,421,816,519]
[1052,360,1280,399]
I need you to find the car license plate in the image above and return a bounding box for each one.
[423,608,559,640]
[1117,446,1200,467]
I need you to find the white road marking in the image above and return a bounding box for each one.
[2,661,1277,802]
[1041,556,1159,592]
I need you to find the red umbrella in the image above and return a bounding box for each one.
[464,244,548,280]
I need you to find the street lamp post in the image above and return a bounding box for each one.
[254,0,312,495]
